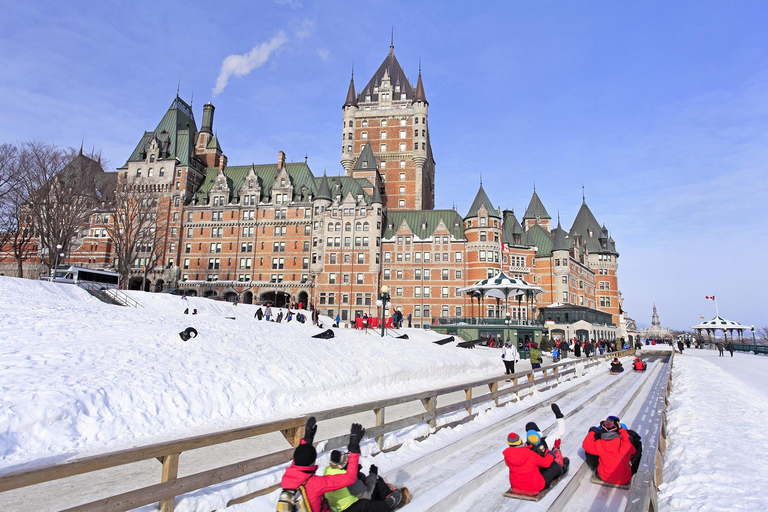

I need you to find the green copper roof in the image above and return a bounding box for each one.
[206,134,221,151]
[323,175,375,205]
[569,200,613,254]
[195,162,316,204]
[383,209,465,240]
[466,184,500,218]
[316,173,332,201]
[124,96,198,167]
[502,210,526,247]
[353,142,378,170]
[523,190,551,220]
[526,223,554,257]
[552,221,569,252]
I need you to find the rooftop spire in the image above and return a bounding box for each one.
[582,183,586,203]
[390,27,394,53]
[343,68,358,108]
[414,61,428,104]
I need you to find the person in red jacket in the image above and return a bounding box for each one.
[503,430,565,496]
[280,417,365,512]
[632,358,647,371]
[582,418,637,485]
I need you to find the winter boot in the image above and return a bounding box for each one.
[562,457,570,473]
[385,488,403,510]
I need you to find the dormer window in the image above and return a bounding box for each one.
[249,180,253,188]
[422,222,427,229]
[281,178,286,187]
[218,183,223,190]
[536,215,541,222]
[357,194,363,202]
[149,155,155,163]
[589,229,594,237]
[373,86,378,93]
[362,161,367,168]
[395,85,400,93]
[136,169,142,177]
[365,95,371,102]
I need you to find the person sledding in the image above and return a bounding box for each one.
[503,404,569,498]
[632,357,647,372]
[323,451,405,511]
[582,416,639,487]
[278,417,365,512]
[609,358,624,374]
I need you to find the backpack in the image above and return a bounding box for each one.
[276,483,313,512]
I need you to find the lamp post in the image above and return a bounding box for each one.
[52,244,63,282]
[752,325,756,353]
[505,312,511,342]
[378,285,390,337]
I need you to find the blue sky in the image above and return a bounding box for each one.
[1,1,766,330]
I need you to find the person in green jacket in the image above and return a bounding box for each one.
[529,342,543,370]
[324,450,402,511]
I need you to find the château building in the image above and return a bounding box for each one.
[0,43,624,334]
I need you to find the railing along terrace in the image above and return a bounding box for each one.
[0,349,635,512]
[435,317,543,326]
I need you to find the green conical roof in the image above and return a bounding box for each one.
[502,210,526,247]
[523,190,550,220]
[353,142,378,170]
[466,184,500,218]
[343,73,357,108]
[552,220,569,252]
[569,200,604,253]
[206,133,221,151]
[124,96,198,167]
[316,173,332,201]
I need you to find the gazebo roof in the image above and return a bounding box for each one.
[691,315,748,330]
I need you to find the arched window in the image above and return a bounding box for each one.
[345,222,352,232]
[363,222,369,231]
[136,168,142,177]
[356,222,362,231]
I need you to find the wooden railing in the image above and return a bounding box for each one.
[626,349,674,512]
[0,349,635,512]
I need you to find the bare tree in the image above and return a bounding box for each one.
[0,144,36,276]
[20,142,102,271]
[106,173,163,287]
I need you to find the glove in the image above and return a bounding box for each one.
[369,464,378,476]
[589,426,600,434]
[303,416,317,444]
[348,423,365,453]
[551,403,564,419]
[554,439,561,450]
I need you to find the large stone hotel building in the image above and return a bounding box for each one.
[3,44,624,335]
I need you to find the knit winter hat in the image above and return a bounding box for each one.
[293,443,317,466]
[526,430,542,446]
[600,420,619,433]
[525,422,541,432]
[507,432,523,447]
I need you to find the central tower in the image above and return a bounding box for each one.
[341,42,435,210]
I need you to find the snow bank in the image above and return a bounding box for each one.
[659,352,768,511]
[0,276,499,469]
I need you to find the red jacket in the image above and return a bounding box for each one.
[582,429,636,485]
[280,451,360,512]
[633,360,646,371]
[503,446,554,495]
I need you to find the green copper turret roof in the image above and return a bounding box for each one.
[525,223,554,257]
[344,73,357,108]
[552,220,569,252]
[466,184,500,218]
[316,173,332,201]
[502,210,526,247]
[206,134,221,151]
[523,189,551,220]
[353,142,378,170]
[413,68,428,105]
[569,200,607,253]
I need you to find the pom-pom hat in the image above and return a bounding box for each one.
[507,432,523,446]
[526,430,542,445]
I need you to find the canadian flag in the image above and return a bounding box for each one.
[705,295,715,300]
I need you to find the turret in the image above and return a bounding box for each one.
[341,71,358,174]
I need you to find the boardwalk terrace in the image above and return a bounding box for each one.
[0,44,625,336]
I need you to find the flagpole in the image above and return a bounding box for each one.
[715,296,719,317]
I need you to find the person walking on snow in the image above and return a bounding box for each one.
[502,341,520,375]
[716,341,725,357]
[265,304,272,322]
[278,418,367,512]
[529,342,542,369]
[726,341,735,357]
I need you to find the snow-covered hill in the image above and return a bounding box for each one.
[0,276,501,470]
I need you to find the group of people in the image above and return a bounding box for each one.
[278,418,405,512]
[504,404,644,497]
[254,305,308,324]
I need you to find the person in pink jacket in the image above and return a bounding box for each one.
[279,417,365,512]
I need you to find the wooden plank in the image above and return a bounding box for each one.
[488,382,499,406]
[61,447,296,512]
[421,396,437,428]
[227,483,280,507]
[0,416,305,493]
[158,453,179,512]
[465,388,472,415]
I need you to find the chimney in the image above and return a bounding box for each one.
[218,155,227,172]
[202,102,215,134]
[278,151,286,170]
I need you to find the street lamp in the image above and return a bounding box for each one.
[378,285,390,337]
[752,325,756,353]
[505,312,511,342]
[52,244,63,282]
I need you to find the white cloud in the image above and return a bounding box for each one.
[212,31,288,97]
[293,19,315,40]
[317,48,330,61]
[275,0,303,8]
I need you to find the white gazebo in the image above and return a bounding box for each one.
[458,271,544,323]
[691,315,750,343]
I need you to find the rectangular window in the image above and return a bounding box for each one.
[442,287,449,298]
[442,269,449,280]
[455,270,462,279]
[455,252,462,262]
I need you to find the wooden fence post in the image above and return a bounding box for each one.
[465,388,472,415]
[488,381,499,406]
[421,396,437,428]
[158,453,180,512]
[374,408,385,450]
